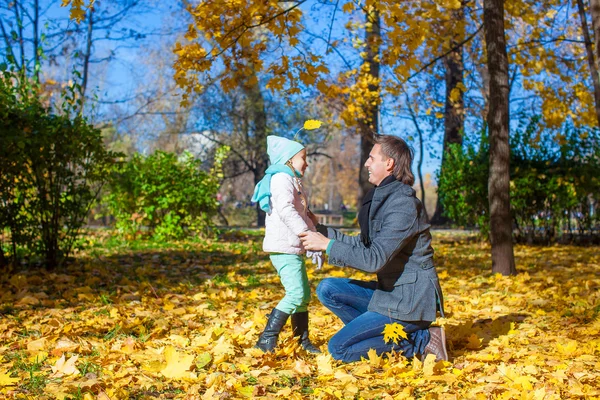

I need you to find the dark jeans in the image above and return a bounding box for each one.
[317,277,431,363]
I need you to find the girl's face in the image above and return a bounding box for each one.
[290,149,308,176]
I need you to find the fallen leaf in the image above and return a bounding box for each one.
[293,359,312,376]
[27,337,48,352]
[51,354,79,377]
[0,370,19,386]
[160,346,194,379]
[316,353,334,375]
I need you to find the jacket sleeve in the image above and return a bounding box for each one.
[317,224,362,246]
[270,173,309,235]
[327,196,419,273]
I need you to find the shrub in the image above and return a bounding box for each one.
[103,147,229,240]
[437,136,490,238]
[437,118,600,242]
[0,70,118,269]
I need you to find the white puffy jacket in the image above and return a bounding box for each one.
[263,173,316,254]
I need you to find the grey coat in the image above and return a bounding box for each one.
[319,180,445,322]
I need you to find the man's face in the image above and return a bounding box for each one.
[364,144,392,186]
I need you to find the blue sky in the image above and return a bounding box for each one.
[3,0,535,182]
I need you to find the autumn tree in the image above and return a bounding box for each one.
[430,1,467,225]
[356,4,381,209]
[483,0,516,276]
[576,0,600,127]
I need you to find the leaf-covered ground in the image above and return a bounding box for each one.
[1,230,599,399]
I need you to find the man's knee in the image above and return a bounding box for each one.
[316,278,337,303]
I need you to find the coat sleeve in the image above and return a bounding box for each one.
[327,196,419,273]
[317,224,362,246]
[270,173,309,235]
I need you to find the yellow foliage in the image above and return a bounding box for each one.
[382,322,408,344]
[303,119,323,130]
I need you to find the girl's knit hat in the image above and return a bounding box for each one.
[267,135,305,165]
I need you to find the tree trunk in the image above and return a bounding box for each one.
[0,245,6,269]
[241,71,268,227]
[357,7,381,210]
[431,3,466,225]
[483,0,516,276]
[358,132,375,210]
[577,0,600,127]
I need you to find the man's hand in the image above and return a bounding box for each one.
[299,231,330,251]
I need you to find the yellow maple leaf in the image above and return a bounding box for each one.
[160,346,194,379]
[9,274,27,289]
[211,335,235,363]
[27,337,48,352]
[196,352,212,369]
[17,295,41,306]
[0,370,19,386]
[366,348,382,368]
[513,375,536,391]
[382,322,408,344]
[235,384,254,398]
[69,7,86,23]
[342,2,355,13]
[333,369,356,385]
[303,119,323,130]
[466,333,482,349]
[51,354,79,377]
[315,353,334,375]
[556,340,578,355]
[293,359,312,376]
[422,353,437,376]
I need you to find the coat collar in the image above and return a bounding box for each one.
[374,179,415,199]
[368,180,415,221]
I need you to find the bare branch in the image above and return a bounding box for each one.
[193,130,256,172]
[405,24,483,83]
[203,0,308,63]
[325,0,340,54]
[307,151,332,159]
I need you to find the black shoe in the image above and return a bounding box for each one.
[291,311,321,354]
[255,308,290,353]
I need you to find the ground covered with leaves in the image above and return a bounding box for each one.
[1,230,599,399]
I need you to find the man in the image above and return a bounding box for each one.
[300,134,447,363]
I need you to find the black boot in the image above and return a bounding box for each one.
[291,311,321,354]
[255,308,290,353]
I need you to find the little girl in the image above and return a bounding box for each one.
[251,135,321,354]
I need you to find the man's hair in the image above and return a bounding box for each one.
[375,134,415,186]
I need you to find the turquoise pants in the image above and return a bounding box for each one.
[270,254,311,314]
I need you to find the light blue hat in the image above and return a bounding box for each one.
[251,136,305,213]
[267,135,305,165]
